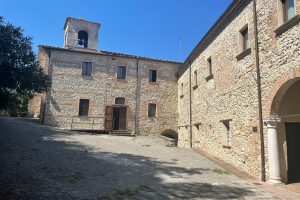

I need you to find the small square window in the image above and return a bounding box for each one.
[148,103,157,118]
[240,26,250,51]
[115,97,125,105]
[82,62,92,76]
[149,69,157,82]
[78,99,89,116]
[117,66,126,80]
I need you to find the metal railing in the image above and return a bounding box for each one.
[70,116,105,131]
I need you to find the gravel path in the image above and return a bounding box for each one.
[0,117,279,199]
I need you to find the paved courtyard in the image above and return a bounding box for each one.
[0,117,280,199]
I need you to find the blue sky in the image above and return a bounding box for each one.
[1,0,231,62]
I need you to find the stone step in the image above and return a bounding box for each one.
[109,131,134,136]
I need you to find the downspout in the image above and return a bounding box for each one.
[189,61,193,148]
[134,59,140,136]
[253,0,266,182]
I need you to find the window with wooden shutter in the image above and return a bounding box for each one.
[78,99,89,116]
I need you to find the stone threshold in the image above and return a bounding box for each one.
[193,147,300,200]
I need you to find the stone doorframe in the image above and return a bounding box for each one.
[263,67,300,184]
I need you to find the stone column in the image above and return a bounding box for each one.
[264,118,282,184]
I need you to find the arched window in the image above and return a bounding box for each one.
[78,30,88,48]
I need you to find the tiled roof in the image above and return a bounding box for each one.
[39,45,182,64]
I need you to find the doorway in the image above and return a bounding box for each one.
[285,122,300,183]
[112,107,127,130]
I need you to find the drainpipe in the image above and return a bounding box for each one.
[253,0,266,182]
[134,59,140,136]
[188,61,193,148]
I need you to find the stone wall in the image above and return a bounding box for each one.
[177,0,300,181]
[27,94,42,118]
[38,47,179,136]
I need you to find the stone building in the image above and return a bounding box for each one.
[177,0,300,184]
[29,0,300,185]
[30,17,180,136]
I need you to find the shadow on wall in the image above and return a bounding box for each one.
[0,118,257,199]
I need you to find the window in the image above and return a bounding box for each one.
[117,66,126,80]
[281,0,295,23]
[82,62,92,76]
[149,69,157,82]
[194,71,198,85]
[207,57,212,75]
[193,70,198,89]
[78,99,89,116]
[220,119,232,148]
[205,57,214,81]
[115,97,125,105]
[180,83,184,98]
[78,30,88,48]
[148,103,157,118]
[240,26,250,51]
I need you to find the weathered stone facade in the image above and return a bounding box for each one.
[177,0,300,184]
[30,18,180,136]
[28,0,300,184]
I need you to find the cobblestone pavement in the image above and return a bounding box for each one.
[0,117,280,199]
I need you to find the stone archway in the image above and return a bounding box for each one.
[161,129,178,146]
[265,77,300,184]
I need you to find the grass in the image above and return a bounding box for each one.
[213,168,229,175]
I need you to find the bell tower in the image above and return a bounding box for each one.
[63,17,100,50]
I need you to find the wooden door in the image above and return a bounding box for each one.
[119,107,127,130]
[104,106,113,130]
[285,122,300,183]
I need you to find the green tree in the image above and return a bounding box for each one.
[0,16,50,116]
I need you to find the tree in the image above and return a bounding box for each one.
[0,17,50,116]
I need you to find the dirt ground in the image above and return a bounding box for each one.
[0,117,279,199]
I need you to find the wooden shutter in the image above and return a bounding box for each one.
[104,106,113,130]
[119,107,127,130]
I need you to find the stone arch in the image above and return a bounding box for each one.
[264,70,300,184]
[161,129,178,146]
[78,30,88,48]
[264,66,300,116]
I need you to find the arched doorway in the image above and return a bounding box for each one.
[161,129,178,146]
[270,78,300,184]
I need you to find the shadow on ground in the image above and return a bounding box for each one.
[0,117,256,199]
